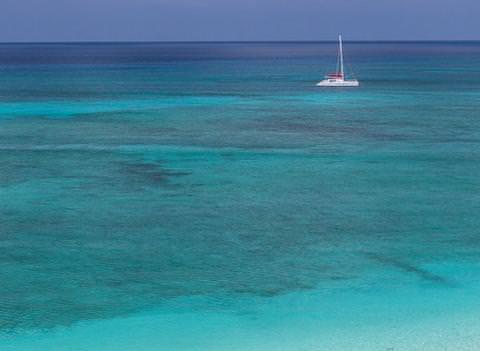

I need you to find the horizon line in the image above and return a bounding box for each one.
[0,39,479,45]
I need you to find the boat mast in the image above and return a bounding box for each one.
[339,34,344,77]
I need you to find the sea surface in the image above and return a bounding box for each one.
[1,42,480,350]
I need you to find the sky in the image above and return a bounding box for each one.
[0,0,478,42]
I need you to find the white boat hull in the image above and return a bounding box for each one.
[316,79,359,87]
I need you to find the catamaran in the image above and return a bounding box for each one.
[317,35,359,87]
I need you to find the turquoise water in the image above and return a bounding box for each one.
[1,42,480,350]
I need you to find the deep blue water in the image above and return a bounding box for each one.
[1,42,480,350]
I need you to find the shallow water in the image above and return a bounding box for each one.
[1,42,480,349]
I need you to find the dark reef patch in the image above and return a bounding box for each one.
[364,252,451,285]
[117,161,191,187]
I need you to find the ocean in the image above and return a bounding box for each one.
[1,42,480,350]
